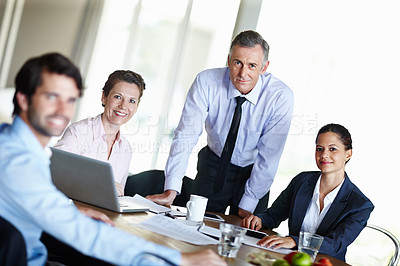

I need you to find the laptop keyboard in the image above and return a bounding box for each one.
[117,197,150,212]
[119,202,129,207]
[118,199,145,210]
[119,200,134,208]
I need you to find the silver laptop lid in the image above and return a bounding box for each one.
[50,147,122,212]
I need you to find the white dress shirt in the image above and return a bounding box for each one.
[165,67,294,212]
[301,175,345,234]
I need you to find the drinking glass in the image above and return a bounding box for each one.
[218,223,246,258]
[298,231,324,262]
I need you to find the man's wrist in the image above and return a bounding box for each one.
[164,189,177,198]
[239,194,258,213]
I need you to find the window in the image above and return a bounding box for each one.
[257,0,400,247]
[80,0,240,177]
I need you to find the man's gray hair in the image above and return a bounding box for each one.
[230,30,269,66]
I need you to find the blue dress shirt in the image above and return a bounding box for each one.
[165,67,294,212]
[0,117,181,266]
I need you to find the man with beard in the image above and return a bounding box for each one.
[0,53,226,266]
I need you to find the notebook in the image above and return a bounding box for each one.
[50,147,149,213]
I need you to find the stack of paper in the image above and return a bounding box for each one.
[133,214,219,245]
[124,194,185,216]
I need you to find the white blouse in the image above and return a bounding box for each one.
[301,175,344,234]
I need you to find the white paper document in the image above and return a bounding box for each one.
[126,194,184,216]
[133,214,219,245]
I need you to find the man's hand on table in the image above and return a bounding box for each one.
[238,207,253,219]
[146,189,177,206]
[77,206,115,226]
[181,249,227,266]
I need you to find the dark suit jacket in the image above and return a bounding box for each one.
[257,171,374,261]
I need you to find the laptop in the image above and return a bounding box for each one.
[50,147,149,213]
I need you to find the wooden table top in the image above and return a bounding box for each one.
[74,201,349,266]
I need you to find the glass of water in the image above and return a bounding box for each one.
[218,223,246,258]
[298,231,324,262]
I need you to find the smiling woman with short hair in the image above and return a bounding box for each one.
[54,70,145,196]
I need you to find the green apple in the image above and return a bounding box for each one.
[291,252,312,266]
[273,259,290,266]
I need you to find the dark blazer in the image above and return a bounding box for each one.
[257,171,374,261]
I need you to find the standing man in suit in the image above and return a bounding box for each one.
[147,30,294,218]
[0,52,226,266]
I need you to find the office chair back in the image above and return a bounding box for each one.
[346,224,400,266]
[124,169,194,207]
[0,217,27,266]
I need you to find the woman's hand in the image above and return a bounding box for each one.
[257,235,296,249]
[241,214,262,230]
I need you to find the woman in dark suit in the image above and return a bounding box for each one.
[241,123,374,261]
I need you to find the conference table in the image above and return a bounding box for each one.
[74,201,349,266]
